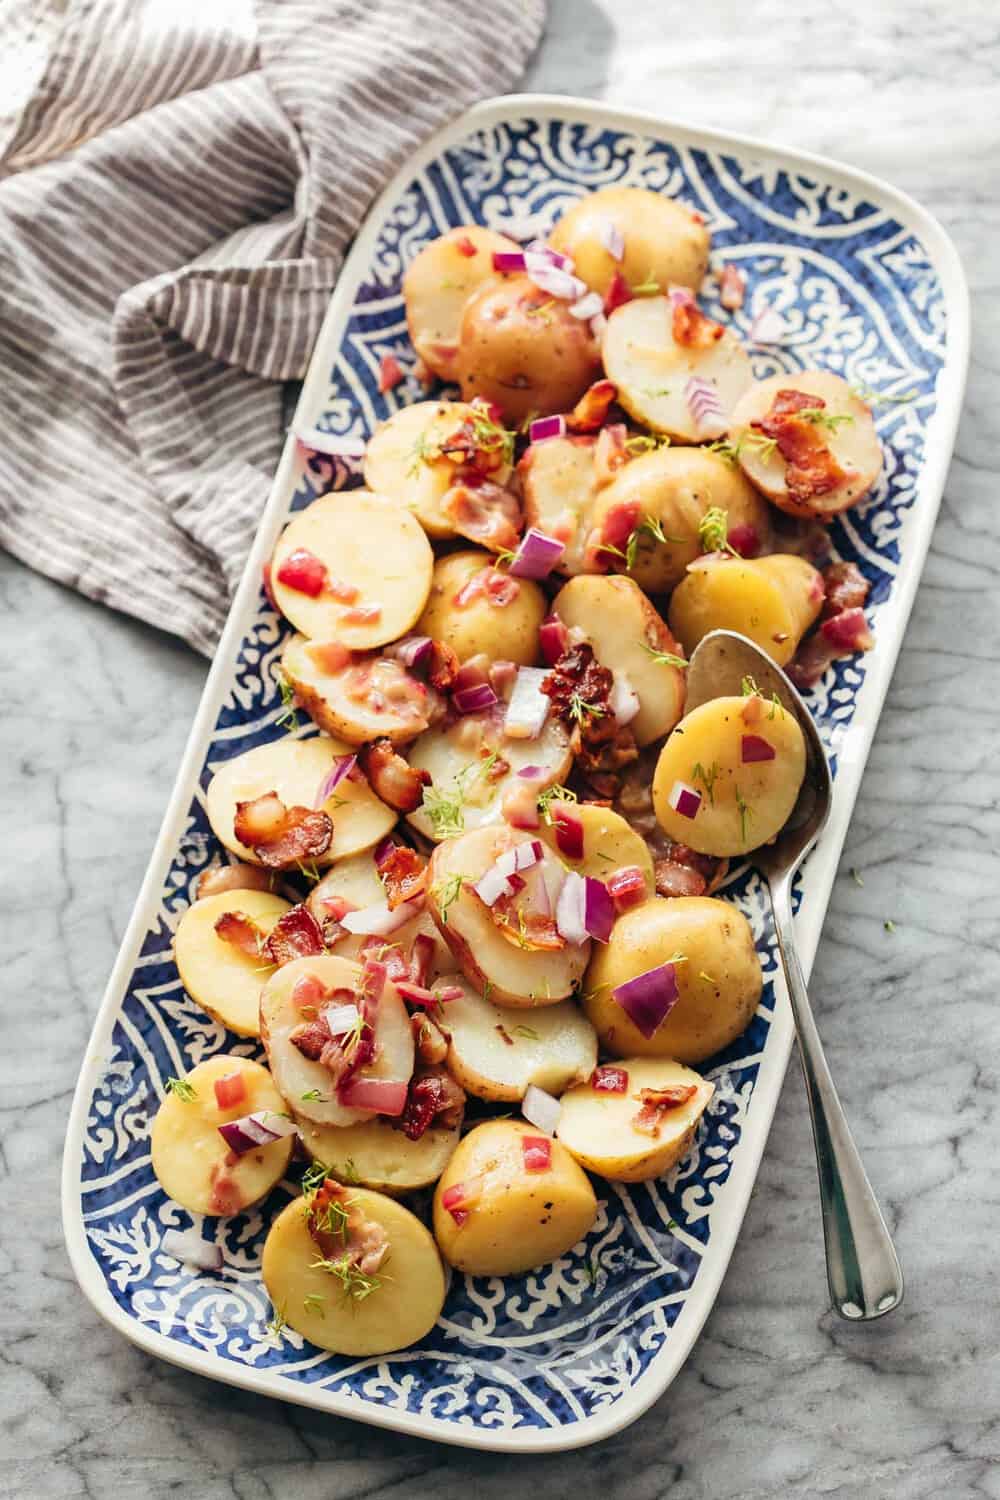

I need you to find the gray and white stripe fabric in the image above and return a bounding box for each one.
[0,0,546,655]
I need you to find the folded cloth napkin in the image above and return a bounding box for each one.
[0,0,545,655]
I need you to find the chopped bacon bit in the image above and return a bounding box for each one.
[521,1135,552,1172]
[378,354,404,392]
[292,972,327,1011]
[214,909,265,957]
[567,378,617,433]
[375,841,428,910]
[444,479,522,553]
[341,602,382,625]
[501,774,542,830]
[399,1067,465,1140]
[591,1065,629,1094]
[542,642,639,774]
[820,606,874,652]
[358,737,431,814]
[197,860,274,899]
[233,792,333,869]
[594,423,628,485]
[291,977,377,1086]
[307,640,353,674]
[719,262,746,311]
[261,561,279,610]
[592,497,641,567]
[672,298,724,349]
[209,1161,243,1216]
[276,547,328,598]
[822,560,869,618]
[359,936,411,984]
[265,904,325,966]
[604,270,632,313]
[455,234,478,257]
[307,1179,389,1276]
[214,1070,248,1110]
[425,638,460,692]
[751,389,850,503]
[726,523,760,559]
[488,658,518,701]
[408,932,437,987]
[606,865,648,913]
[324,577,358,604]
[319,894,356,922]
[454,566,521,609]
[441,1177,483,1223]
[488,888,566,951]
[654,842,725,900]
[632,1084,699,1137]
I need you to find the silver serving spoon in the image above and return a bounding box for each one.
[685,629,904,1321]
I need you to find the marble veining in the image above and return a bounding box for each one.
[3,0,999,1495]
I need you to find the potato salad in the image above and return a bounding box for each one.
[154,183,883,1357]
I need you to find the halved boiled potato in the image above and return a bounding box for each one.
[306,854,452,974]
[518,434,604,575]
[407,710,572,843]
[551,574,685,747]
[549,186,710,299]
[536,802,654,890]
[602,295,753,441]
[443,975,597,1101]
[206,736,396,867]
[270,492,433,649]
[260,955,414,1127]
[730,371,883,517]
[583,896,762,1063]
[363,401,514,540]
[668,554,824,667]
[588,446,772,593]
[262,1188,445,1354]
[557,1057,713,1181]
[427,826,591,1006]
[151,1055,293,1217]
[403,225,520,380]
[281,634,436,746]
[294,1112,461,1194]
[652,694,806,856]
[174,890,291,1036]
[415,550,546,665]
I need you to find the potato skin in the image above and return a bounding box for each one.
[403,225,520,380]
[558,1057,713,1181]
[416,550,546,665]
[583,896,762,1063]
[433,1120,597,1276]
[455,274,601,425]
[549,186,709,298]
[668,554,823,667]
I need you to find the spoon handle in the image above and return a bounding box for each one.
[769,874,904,1320]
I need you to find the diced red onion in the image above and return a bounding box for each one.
[589,311,607,341]
[669,286,695,311]
[528,413,567,444]
[314,753,357,808]
[474,840,545,906]
[668,779,702,820]
[583,877,615,943]
[340,899,422,935]
[596,217,625,261]
[569,290,604,321]
[609,670,640,726]
[741,734,776,764]
[452,682,499,715]
[492,250,527,274]
[161,1228,223,1272]
[508,527,566,579]
[218,1110,298,1155]
[750,305,789,344]
[551,804,584,860]
[685,376,727,438]
[522,1135,552,1172]
[525,239,574,272]
[293,427,367,460]
[523,1083,561,1137]
[590,1065,629,1094]
[727,523,760,558]
[504,667,550,740]
[555,871,588,944]
[612,962,681,1040]
[337,1076,408,1116]
[517,765,546,779]
[213,1070,247,1111]
[385,635,434,670]
[539,614,569,665]
[323,1001,361,1035]
[524,249,587,301]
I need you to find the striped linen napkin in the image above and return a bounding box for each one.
[0,0,546,655]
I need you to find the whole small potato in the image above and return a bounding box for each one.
[433,1119,597,1276]
[668,553,824,667]
[403,224,521,380]
[416,550,546,665]
[455,274,601,425]
[583,896,762,1063]
[548,186,710,298]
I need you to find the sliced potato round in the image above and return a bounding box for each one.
[552,574,685,746]
[602,295,753,442]
[363,400,514,540]
[173,890,291,1036]
[262,1189,445,1354]
[652,694,806,856]
[433,1119,597,1277]
[443,975,597,1101]
[151,1055,293,1217]
[281,634,435,746]
[427,826,590,1006]
[407,710,572,843]
[731,371,883,517]
[518,434,603,575]
[548,186,710,299]
[415,550,546,665]
[668,553,824,667]
[294,1111,461,1194]
[306,855,452,973]
[270,492,433,649]
[260,955,414,1127]
[583,896,762,1063]
[206,736,396,867]
[403,225,520,380]
[536,802,654,889]
[588,446,772,594]
[558,1057,713,1181]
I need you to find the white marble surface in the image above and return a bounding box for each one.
[4,1,1000,1495]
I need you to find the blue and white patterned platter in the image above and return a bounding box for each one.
[62,97,968,1452]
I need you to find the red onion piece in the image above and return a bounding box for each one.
[539,614,569,665]
[727,523,760,558]
[589,310,607,340]
[595,217,625,261]
[685,376,727,438]
[161,1228,223,1272]
[525,240,574,272]
[218,1110,297,1155]
[213,1071,247,1111]
[750,305,789,344]
[609,670,640,726]
[529,414,567,444]
[492,250,527,274]
[521,1135,552,1172]
[524,250,587,301]
[340,898,422,935]
[590,1065,629,1094]
[474,840,545,907]
[452,682,499,715]
[552,804,584,860]
[517,765,546,779]
[584,877,615,943]
[523,1083,561,1137]
[555,871,588,944]
[741,734,776,764]
[337,1075,409,1116]
[504,667,550,740]
[569,290,604,321]
[668,779,702,820]
[385,635,434,670]
[613,962,680,1039]
[294,426,366,460]
[508,527,566,580]
[314,753,357,808]
[669,286,695,310]
[396,980,463,1008]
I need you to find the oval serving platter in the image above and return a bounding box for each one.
[62,94,968,1452]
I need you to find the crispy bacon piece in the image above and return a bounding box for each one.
[209,1158,243,1216]
[412,1012,449,1065]
[632,1084,699,1137]
[408,932,437,987]
[276,547,328,597]
[727,523,761,559]
[454,566,521,609]
[375,841,428,910]
[307,1179,389,1276]
[542,642,640,774]
[606,865,648,913]
[587,496,641,569]
[426,638,460,692]
[233,792,333,869]
[378,354,404,393]
[288,1014,332,1062]
[672,299,724,349]
[566,379,617,433]
[214,909,264,957]
[604,270,632,313]
[455,235,478,257]
[290,984,376,1085]
[358,936,411,984]
[654,842,728,900]
[594,423,628,485]
[399,1067,465,1141]
[489,890,566,951]
[444,478,523,554]
[358,737,431,814]
[751,389,849,504]
[719,262,746,311]
[197,860,274,900]
[822,560,869,618]
[307,640,353,674]
[266,904,325,965]
[821,606,873,652]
